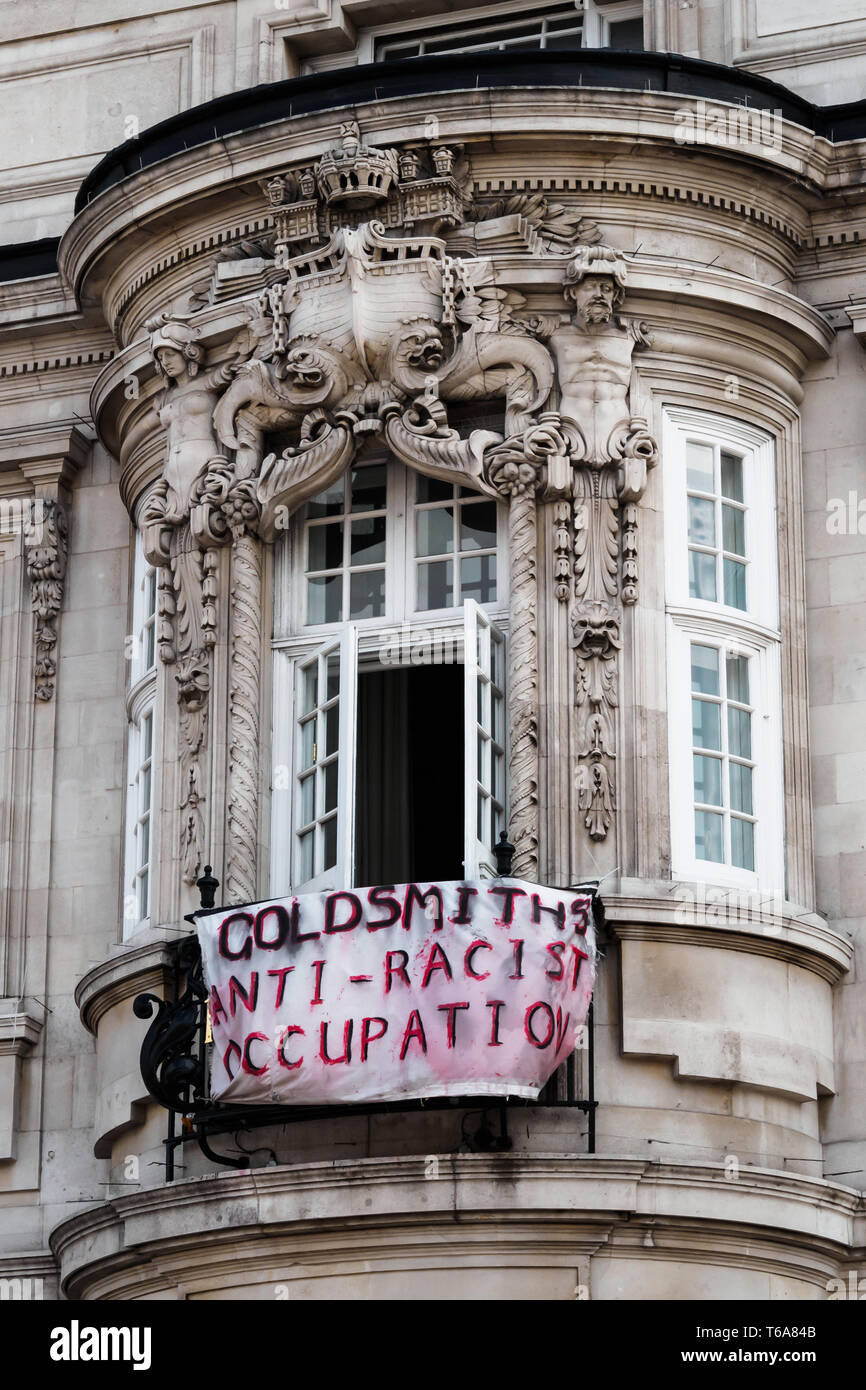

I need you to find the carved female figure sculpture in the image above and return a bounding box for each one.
[147,315,235,520]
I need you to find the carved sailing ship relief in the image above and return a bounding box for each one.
[139,120,658,901]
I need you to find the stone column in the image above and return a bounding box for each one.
[221,481,264,905]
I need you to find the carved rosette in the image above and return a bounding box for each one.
[24,499,68,701]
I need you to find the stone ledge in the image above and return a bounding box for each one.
[604,883,852,984]
[74,930,182,1036]
[49,1155,865,1300]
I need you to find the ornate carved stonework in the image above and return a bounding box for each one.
[24,499,67,701]
[263,121,465,257]
[547,244,660,844]
[136,118,660,897]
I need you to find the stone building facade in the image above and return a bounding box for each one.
[0,1,864,1300]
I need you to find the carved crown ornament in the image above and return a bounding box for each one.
[135,118,658,894]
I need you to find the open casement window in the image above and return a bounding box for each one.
[289,628,358,895]
[271,462,510,896]
[464,600,507,879]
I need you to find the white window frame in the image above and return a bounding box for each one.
[271,460,510,896]
[123,531,160,938]
[280,455,508,640]
[124,684,158,938]
[663,407,784,892]
[129,532,157,687]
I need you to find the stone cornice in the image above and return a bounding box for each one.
[57,85,866,342]
[49,1154,865,1298]
[602,885,852,984]
[73,51,866,214]
[74,933,181,1036]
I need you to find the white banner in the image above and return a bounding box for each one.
[196,879,596,1106]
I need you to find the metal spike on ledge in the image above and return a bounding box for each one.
[493,831,516,877]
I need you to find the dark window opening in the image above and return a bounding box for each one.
[607,18,644,51]
[355,665,464,884]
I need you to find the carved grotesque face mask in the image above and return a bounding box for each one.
[572,275,617,325]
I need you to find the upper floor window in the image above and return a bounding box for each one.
[663,409,783,891]
[295,1,643,74]
[273,456,509,897]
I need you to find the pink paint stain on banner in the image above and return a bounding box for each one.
[196,879,596,1105]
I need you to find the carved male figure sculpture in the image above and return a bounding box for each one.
[549,244,635,464]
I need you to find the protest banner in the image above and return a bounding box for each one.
[196,878,596,1105]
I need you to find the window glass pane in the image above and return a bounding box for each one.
[326,652,340,701]
[417,559,453,609]
[691,645,720,695]
[307,575,342,624]
[461,554,497,604]
[728,706,752,759]
[492,690,504,742]
[142,712,153,759]
[729,762,753,815]
[689,549,717,602]
[325,702,339,756]
[726,655,749,704]
[351,464,386,512]
[417,475,454,504]
[138,871,149,920]
[686,442,714,492]
[299,772,315,827]
[692,698,721,751]
[417,507,454,557]
[141,764,151,810]
[688,496,715,546]
[491,635,505,689]
[308,522,343,572]
[323,815,338,871]
[307,478,345,517]
[144,623,155,672]
[301,663,318,715]
[350,515,386,566]
[731,817,755,871]
[477,676,488,728]
[695,809,724,863]
[721,452,744,503]
[491,747,503,800]
[298,829,314,882]
[300,717,316,771]
[607,17,644,49]
[324,759,338,814]
[723,558,747,610]
[722,504,745,557]
[139,817,149,868]
[477,790,488,842]
[460,502,497,551]
[349,568,385,619]
[694,753,722,807]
